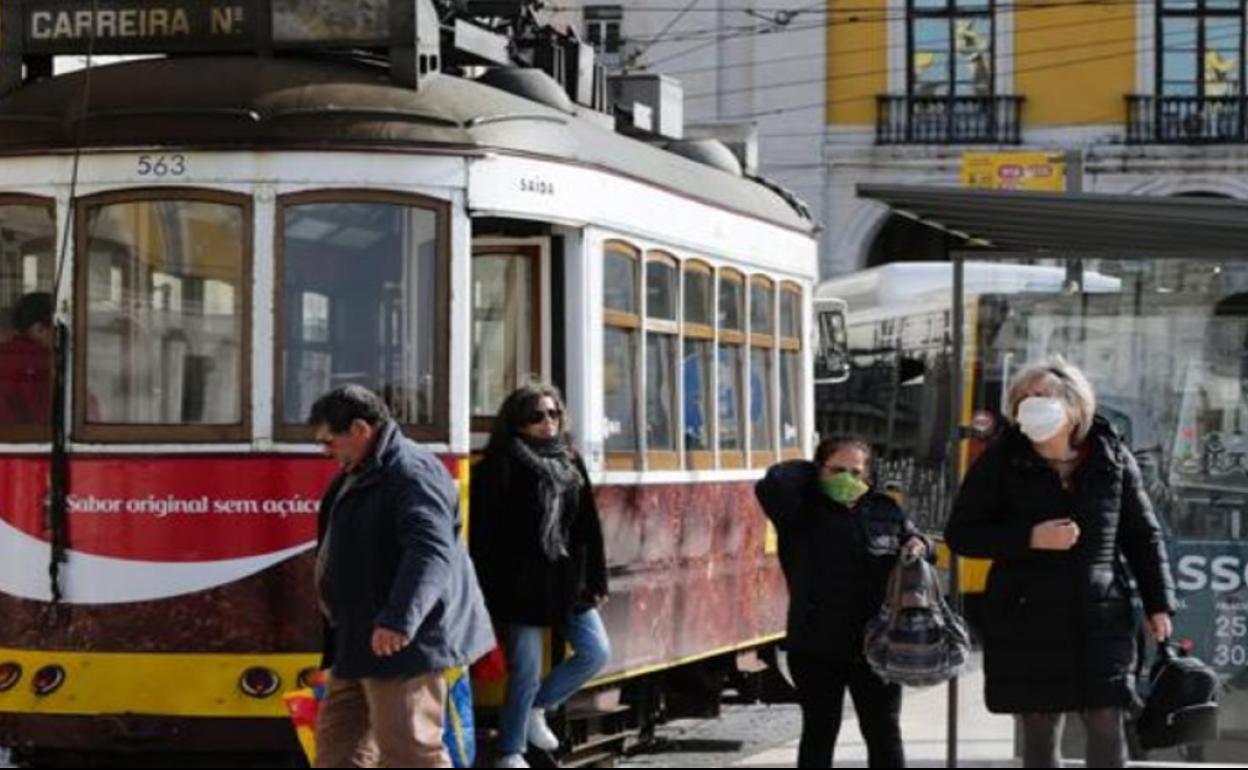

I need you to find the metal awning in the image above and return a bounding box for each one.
[857,183,1248,256]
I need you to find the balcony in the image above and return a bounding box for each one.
[1127,95,1247,144]
[876,95,1023,145]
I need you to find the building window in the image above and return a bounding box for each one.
[0,198,56,442]
[683,261,715,469]
[718,269,746,469]
[77,190,250,442]
[909,0,994,98]
[585,5,624,55]
[645,252,679,469]
[1159,0,1244,97]
[604,240,640,468]
[277,192,448,442]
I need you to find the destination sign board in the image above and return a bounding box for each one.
[23,0,257,53]
[17,0,396,54]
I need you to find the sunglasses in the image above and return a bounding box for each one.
[525,408,563,425]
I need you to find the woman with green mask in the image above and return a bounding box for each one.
[756,435,929,768]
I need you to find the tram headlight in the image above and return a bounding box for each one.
[239,667,281,698]
[296,667,321,690]
[31,664,65,696]
[0,662,21,692]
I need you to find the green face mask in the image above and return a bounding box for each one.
[820,472,870,506]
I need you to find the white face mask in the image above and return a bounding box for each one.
[1017,396,1069,443]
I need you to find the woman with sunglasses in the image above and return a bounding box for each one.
[755,435,929,768]
[469,383,610,769]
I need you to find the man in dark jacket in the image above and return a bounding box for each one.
[756,435,930,768]
[309,385,494,768]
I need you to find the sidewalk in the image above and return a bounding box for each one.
[733,658,1018,768]
[731,658,1248,769]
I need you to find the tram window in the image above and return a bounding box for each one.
[277,194,447,441]
[719,273,743,332]
[77,192,248,441]
[750,347,775,463]
[604,326,639,457]
[604,241,641,468]
[471,248,539,428]
[683,261,715,468]
[684,265,713,327]
[779,282,803,457]
[645,334,678,459]
[605,246,638,314]
[780,350,801,452]
[645,252,679,468]
[781,287,799,339]
[646,258,677,322]
[718,345,746,464]
[750,278,774,336]
[0,198,56,441]
[750,276,776,466]
[718,269,747,468]
[684,338,714,460]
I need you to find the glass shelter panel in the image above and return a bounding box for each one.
[965,256,1248,746]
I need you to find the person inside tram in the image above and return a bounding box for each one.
[945,356,1176,769]
[755,435,930,768]
[0,291,53,426]
[469,382,610,769]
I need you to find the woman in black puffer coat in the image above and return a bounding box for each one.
[756,435,931,768]
[945,357,1176,769]
[470,383,609,769]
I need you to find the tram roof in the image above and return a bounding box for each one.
[0,55,813,233]
[858,183,1248,257]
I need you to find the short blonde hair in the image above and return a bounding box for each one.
[1005,356,1097,443]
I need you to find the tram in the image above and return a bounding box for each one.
[0,0,817,760]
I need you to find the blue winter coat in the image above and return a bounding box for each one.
[317,420,495,678]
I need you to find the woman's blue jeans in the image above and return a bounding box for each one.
[497,608,611,755]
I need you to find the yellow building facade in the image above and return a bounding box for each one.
[822,0,1248,273]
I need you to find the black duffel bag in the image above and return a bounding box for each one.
[1135,641,1220,751]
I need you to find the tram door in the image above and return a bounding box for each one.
[470,239,548,434]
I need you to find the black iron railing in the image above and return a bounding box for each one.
[1127,95,1247,143]
[876,95,1023,145]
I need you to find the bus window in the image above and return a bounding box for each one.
[276,193,447,442]
[78,191,249,442]
[0,198,55,441]
[814,301,850,385]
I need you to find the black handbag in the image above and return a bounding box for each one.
[1135,641,1220,750]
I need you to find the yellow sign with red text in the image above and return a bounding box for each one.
[961,151,1066,192]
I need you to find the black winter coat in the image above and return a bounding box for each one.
[469,450,609,627]
[756,460,931,662]
[944,417,1176,714]
[316,421,495,679]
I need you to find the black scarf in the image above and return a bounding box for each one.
[509,436,584,560]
